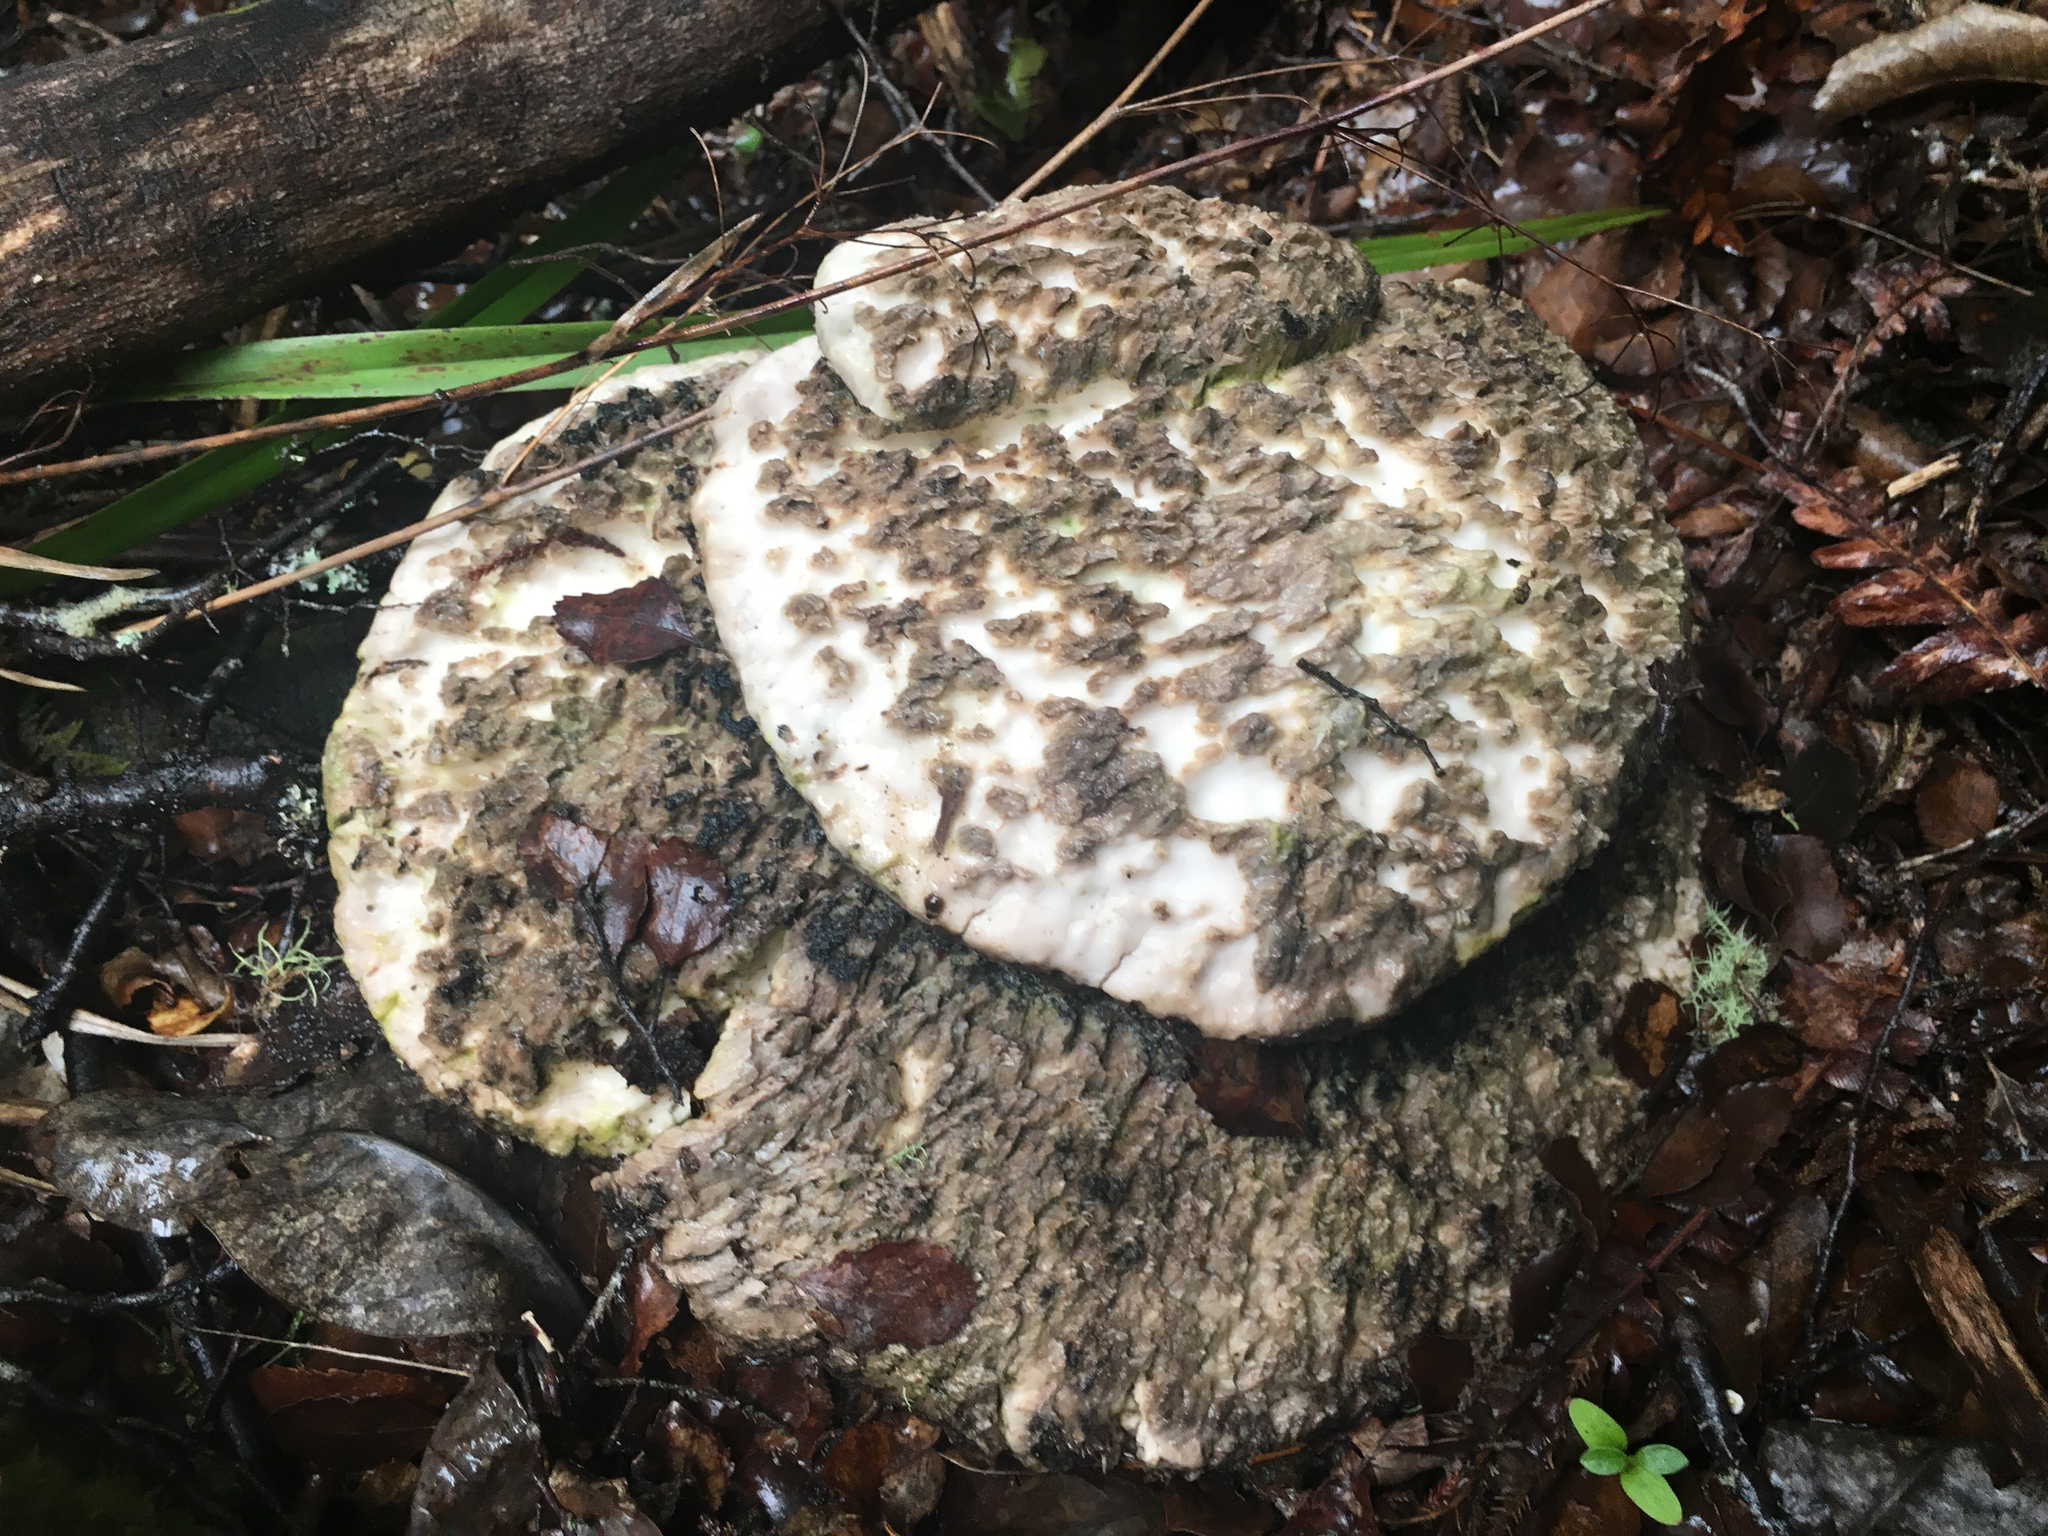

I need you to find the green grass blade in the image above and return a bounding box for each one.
[125,317,814,402]
[1358,205,1664,274]
[1,149,691,595]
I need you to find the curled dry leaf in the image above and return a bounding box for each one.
[642,837,728,966]
[1815,2,2048,123]
[793,1240,978,1351]
[552,576,695,664]
[100,933,235,1037]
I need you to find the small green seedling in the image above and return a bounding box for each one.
[1568,1398,1688,1525]
[233,925,339,1012]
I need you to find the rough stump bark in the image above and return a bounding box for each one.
[607,771,1703,1469]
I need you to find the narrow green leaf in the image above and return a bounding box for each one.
[2,149,690,594]
[1633,1443,1690,1476]
[1579,1447,1628,1477]
[1357,205,1665,275]
[124,318,812,402]
[1620,1465,1683,1525]
[1567,1397,1629,1451]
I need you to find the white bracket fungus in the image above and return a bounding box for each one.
[694,188,1687,1037]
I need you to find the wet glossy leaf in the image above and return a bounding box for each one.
[410,1357,552,1536]
[641,839,728,966]
[201,1131,582,1337]
[33,1095,259,1235]
[517,807,609,900]
[595,835,651,957]
[1273,1449,1373,1536]
[793,1240,977,1350]
[553,578,695,665]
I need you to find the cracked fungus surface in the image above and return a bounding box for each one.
[696,187,1688,1037]
[324,357,778,1155]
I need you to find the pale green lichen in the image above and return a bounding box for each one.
[1687,904,1774,1045]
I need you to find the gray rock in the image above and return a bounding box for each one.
[1761,1421,2048,1535]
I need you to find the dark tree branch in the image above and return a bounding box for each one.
[0,0,921,407]
[1,755,294,849]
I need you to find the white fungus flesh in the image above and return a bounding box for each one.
[693,188,1687,1038]
[324,358,761,1154]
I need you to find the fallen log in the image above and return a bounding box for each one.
[0,0,916,409]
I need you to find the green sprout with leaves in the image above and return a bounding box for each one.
[1569,1398,1688,1525]
[1688,903,1775,1045]
[233,925,339,1013]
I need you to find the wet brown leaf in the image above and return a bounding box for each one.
[1640,1105,1730,1197]
[248,1363,452,1473]
[1191,1038,1308,1139]
[1164,1473,1279,1536]
[1611,981,1687,1088]
[1916,755,2001,849]
[517,807,608,900]
[620,1237,679,1376]
[1405,1333,1473,1414]
[641,837,728,966]
[1772,834,1850,961]
[647,1400,730,1509]
[553,577,695,664]
[595,835,650,957]
[1542,1136,1613,1248]
[173,806,274,866]
[793,1240,977,1351]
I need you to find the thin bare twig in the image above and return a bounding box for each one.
[0,0,1621,493]
[1009,0,1223,201]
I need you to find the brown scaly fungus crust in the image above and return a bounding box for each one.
[325,191,1699,1466]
